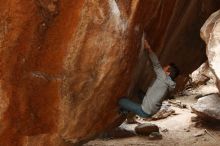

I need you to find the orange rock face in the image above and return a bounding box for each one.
[0,0,219,145]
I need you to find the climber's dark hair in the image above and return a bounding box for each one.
[168,63,180,80]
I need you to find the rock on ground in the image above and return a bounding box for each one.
[135,123,159,135]
[191,94,220,121]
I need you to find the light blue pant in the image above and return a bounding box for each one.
[119,98,150,118]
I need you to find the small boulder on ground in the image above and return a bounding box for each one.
[193,130,206,137]
[191,93,220,121]
[135,123,159,136]
[99,127,136,139]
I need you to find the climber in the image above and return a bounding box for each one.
[119,39,180,118]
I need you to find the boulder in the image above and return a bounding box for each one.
[201,10,220,92]
[135,123,159,136]
[0,0,220,145]
[191,94,220,121]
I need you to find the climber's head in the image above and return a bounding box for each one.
[163,63,180,80]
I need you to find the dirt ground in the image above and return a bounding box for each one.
[84,95,220,146]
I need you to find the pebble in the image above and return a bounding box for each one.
[161,128,169,132]
[184,128,190,132]
[193,130,206,137]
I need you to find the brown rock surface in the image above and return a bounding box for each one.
[136,0,220,91]
[0,0,220,145]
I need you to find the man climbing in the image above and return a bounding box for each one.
[119,39,180,118]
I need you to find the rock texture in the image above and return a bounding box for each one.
[201,10,220,92]
[191,94,220,121]
[190,62,215,85]
[0,0,220,145]
[137,0,220,91]
[182,62,219,96]
[135,123,159,136]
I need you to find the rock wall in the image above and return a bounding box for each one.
[201,10,220,92]
[138,0,220,91]
[0,0,219,145]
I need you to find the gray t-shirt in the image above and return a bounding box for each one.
[141,52,176,115]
